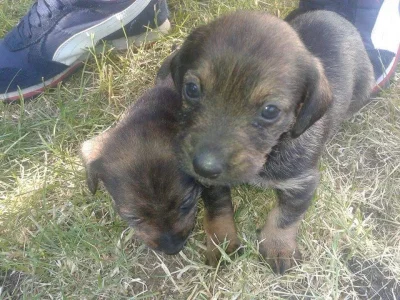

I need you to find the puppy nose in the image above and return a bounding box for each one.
[157,233,185,255]
[192,151,223,179]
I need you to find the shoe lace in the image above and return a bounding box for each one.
[17,0,66,39]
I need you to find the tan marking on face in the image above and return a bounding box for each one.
[248,81,275,105]
[135,224,160,250]
[230,147,266,174]
[196,60,215,91]
[228,128,267,176]
[249,73,297,108]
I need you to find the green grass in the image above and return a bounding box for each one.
[1,0,399,298]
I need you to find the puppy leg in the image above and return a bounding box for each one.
[258,172,319,274]
[202,186,241,267]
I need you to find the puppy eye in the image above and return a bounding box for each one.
[180,196,195,212]
[180,191,198,213]
[132,217,142,224]
[261,105,280,121]
[125,216,143,226]
[184,82,201,101]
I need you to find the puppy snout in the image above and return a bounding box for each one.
[157,233,186,255]
[193,150,223,179]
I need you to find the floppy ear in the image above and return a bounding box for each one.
[291,58,333,138]
[81,136,105,194]
[155,49,178,85]
[170,48,184,92]
[170,25,210,92]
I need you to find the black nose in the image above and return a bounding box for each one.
[157,233,186,255]
[192,151,223,179]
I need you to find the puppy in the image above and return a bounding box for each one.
[80,67,203,255]
[170,10,374,273]
[81,59,240,260]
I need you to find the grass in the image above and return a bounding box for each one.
[0,0,399,298]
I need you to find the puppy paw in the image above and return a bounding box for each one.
[257,208,303,274]
[258,232,302,274]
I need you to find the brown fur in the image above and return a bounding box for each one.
[81,70,202,255]
[258,207,302,274]
[169,10,374,273]
[202,187,241,266]
[171,11,336,185]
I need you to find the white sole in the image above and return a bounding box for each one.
[105,19,171,50]
[53,0,153,65]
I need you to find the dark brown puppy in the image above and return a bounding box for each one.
[80,70,204,255]
[170,10,374,273]
[81,60,240,260]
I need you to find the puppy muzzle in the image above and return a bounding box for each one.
[156,233,188,255]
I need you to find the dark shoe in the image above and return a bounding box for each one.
[0,0,170,102]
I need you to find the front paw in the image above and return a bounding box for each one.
[205,234,242,267]
[258,229,302,274]
[257,207,303,274]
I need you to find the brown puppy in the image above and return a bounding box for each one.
[80,70,204,255]
[81,61,240,260]
[170,10,374,273]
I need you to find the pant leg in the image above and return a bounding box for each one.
[298,0,400,87]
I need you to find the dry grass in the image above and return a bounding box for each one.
[0,0,399,299]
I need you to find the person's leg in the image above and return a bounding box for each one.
[0,0,170,102]
[298,0,400,94]
[366,0,400,93]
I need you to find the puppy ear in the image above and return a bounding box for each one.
[170,25,210,92]
[170,48,184,92]
[291,59,332,138]
[155,49,178,85]
[81,136,105,194]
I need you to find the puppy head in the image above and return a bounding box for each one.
[171,11,332,185]
[81,86,202,255]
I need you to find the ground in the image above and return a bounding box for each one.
[0,0,399,299]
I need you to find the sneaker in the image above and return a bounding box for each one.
[298,0,400,94]
[0,0,170,103]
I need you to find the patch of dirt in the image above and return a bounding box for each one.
[347,257,400,300]
[0,270,27,299]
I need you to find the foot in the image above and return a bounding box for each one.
[257,208,302,274]
[201,186,242,267]
[0,0,170,102]
[298,0,400,94]
[204,212,242,267]
[367,0,400,94]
